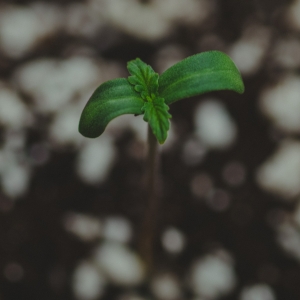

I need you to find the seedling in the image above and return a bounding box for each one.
[78,50,244,266]
[79,51,244,144]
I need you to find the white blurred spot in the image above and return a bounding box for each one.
[64,212,102,242]
[65,3,104,37]
[0,130,31,198]
[90,0,214,41]
[161,227,186,254]
[128,115,148,142]
[151,273,181,300]
[256,140,300,199]
[152,0,214,26]
[161,124,177,152]
[73,261,106,300]
[2,130,26,150]
[1,161,30,198]
[102,216,132,243]
[229,41,264,75]
[50,104,85,146]
[14,57,101,113]
[229,25,271,75]
[240,284,276,300]
[4,262,24,282]
[190,252,236,299]
[194,99,237,149]
[260,75,300,133]
[0,4,62,58]
[94,242,145,286]
[286,0,300,30]
[76,136,116,184]
[277,221,300,261]
[91,0,171,40]
[0,86,32,128]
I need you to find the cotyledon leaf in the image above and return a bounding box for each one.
[158,51,244,105]
[79,78,144,138]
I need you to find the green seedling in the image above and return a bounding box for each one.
[78,50,244,266]
[79,51,244,144]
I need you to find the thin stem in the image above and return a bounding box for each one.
[139,125,160,270]
[146,124,158,203]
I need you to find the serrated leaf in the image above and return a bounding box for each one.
[79,78,144,138]
[158,51,244,105]
[127,58,159,99]
[142,97,171,144]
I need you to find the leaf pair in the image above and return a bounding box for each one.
[79,51,244,144]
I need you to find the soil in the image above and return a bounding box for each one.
[0,0,299,299]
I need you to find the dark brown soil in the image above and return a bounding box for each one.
[0,0,299,299]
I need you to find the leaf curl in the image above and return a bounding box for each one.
[79,78,144,138]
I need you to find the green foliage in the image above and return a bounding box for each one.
[142,97,171,144]
[127,58,159,99]
[127,58,171,144]
[159,51,245,104]
[79,50,244,144]
[78,78,144,138]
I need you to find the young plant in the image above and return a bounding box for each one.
[79,51,244,144]
[78,50,244,266]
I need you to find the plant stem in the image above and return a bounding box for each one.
[139,124,160,270]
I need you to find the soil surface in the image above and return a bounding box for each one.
[0,0,300,299]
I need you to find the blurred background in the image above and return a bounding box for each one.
[1,0,300,299]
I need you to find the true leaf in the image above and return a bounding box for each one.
[142,96,171,144]
[79,78,144,138]
[158,50,244,105]
[127,58,159,99]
